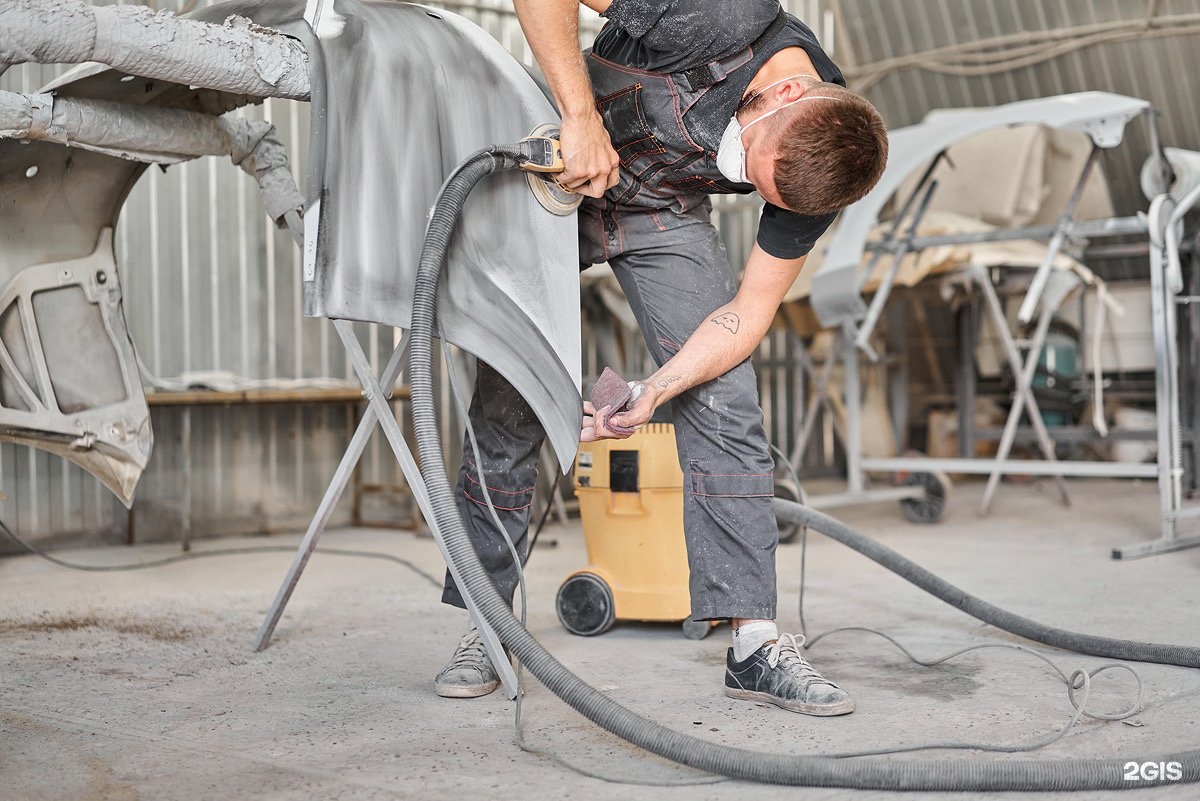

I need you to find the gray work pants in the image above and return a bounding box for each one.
[442,201,778,621]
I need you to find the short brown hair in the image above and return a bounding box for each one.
[771,85,888,216]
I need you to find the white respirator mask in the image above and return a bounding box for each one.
[716,74,837,185]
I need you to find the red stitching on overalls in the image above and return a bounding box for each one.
[463,455,536,495]
[665,75,705,153]
[595,81,667,164]
[589,53,703,154]
[463,471,534,496]
[657,336,681,350]
[617,134,659,154]
[597,83,641,101]
[587,52,665,78]
[462,489,532,512]
[662,176,726,193]
[650,212,667,232]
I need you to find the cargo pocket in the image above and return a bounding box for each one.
[690,469,777,550]
[596,84,665,166]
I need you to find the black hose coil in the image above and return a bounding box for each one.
[405,147,1200,790]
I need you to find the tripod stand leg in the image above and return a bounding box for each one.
[335,321,520,699]
[254,328,411,651]
[253,406,380,651]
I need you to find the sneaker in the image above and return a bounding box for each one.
[724,633,854,716]
[434,627,500,698]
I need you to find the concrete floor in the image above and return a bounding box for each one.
[2,478,1199,800]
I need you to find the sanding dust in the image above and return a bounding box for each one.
[0,612,198,642]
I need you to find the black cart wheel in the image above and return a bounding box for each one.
[556,573,616,636]
[681,617,713,640]
[899,470,951,524]
[773,479,808,544]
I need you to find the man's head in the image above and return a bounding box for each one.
[739,76,888,216]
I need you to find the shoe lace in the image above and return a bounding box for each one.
[449,627,492,670]
[765,633,830,687]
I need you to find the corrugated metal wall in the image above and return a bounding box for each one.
[9,0,1191,546]
[0,0,831,547]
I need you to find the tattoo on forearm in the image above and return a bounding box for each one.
[711,312,741,334]
[657,375,682,390]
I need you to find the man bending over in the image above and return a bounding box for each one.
[435,0,888,717]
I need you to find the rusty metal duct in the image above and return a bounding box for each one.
[0,0,582,506]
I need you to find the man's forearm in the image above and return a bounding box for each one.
[646,301,773,405]
[512,0,619,197]
[627,248,809,419]
[512,0,595,118]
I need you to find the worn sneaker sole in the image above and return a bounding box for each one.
[435,679,500,698]
[724,686,855,716]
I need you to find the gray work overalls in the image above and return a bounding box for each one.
[443,15,787,622]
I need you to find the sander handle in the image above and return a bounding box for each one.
[515,135,567,173]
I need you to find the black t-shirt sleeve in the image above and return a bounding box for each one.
[756,203,836,259]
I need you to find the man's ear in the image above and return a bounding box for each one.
[776,79,811,103]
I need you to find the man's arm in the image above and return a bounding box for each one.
[512,0,619,197]
[584,245,808,440]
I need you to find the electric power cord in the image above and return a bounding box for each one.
[0,517,441,586]
[770,447,1148,756]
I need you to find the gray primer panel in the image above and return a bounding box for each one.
[302,0,582,468]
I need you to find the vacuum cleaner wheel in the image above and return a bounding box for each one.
[681,617,713,640]
[899,470,952,524]
[556,573,616,636]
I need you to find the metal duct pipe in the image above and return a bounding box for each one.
[0,0,310,99]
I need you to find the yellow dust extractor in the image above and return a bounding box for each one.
[558,423,715,639]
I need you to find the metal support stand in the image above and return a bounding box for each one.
[181,405,192,552]
[253,321,520,698]
[956,296,978,459]
[1114,183,1200,559]
[1016,146,1101,325]
[787,332,847,471]
[842,323,864,494]
[854,154,946,359]
[787,329,925,513]
[974,267,1073,514]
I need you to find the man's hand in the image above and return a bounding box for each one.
[558,110,620,198]
[510,1,617,198]
[580,381,657,442]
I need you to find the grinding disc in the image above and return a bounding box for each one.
[527,123,584,216]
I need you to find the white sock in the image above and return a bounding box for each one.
[732,620,778,662]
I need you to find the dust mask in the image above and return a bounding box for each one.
[716,75,838,184]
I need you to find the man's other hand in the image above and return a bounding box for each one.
[580,382,657,442]
[558,110,620,198]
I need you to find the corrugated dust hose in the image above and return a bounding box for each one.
[406,147,1200,790]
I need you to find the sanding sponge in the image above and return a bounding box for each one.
[590,367,638,436]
